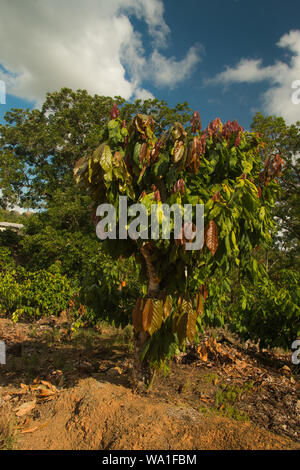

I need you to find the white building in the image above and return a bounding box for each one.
[0,221,24,233]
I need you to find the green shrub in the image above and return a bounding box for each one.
[229,269,300,349]
[0,245,15,270]
[80,254,142,327]
[0,229,21,248]
[20,227,99,277]
[0,262,78,321]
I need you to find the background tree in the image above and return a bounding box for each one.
[223,113,300,350]
[251,112,300,270]
[0,88,191,210]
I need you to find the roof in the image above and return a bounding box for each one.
[0,221,24,229]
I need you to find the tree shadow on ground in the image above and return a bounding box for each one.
[0,320,134,391]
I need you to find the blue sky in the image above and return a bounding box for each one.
[0,0,300,129]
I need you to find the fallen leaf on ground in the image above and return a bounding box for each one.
[14,399,36,417]
[197,345,208,362]
[20,420,49,434]
[235,360,248,370]
[40,380,58,392]
[37,386,56,397]
[20,383,29,391]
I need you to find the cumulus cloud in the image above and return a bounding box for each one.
[0,0,202,105]
[149,45,203,88]
[123,40,203,89]
[211,30,300,124]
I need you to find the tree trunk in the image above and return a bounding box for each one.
[140,242,160,297]
[132,243,160,390]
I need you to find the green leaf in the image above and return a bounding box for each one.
[100,145,113,172]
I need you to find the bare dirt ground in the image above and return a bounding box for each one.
[0,315,299,450]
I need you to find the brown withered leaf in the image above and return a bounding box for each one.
[199,284,208,302]
[173,140,185,163]
[184,301,197,343]
[148,299,163,336]
[142,298,153,332]
[133,114,154,136]
[163,295,173,320]
[113,151,122,166]
[20,383,29,391]
[139,142,148,163]
[192,136,202,172]
[197,344,208,362]
[39,380,58,392]
[73,156,88,177]
[37,386,56,397]
[185,137,201,172]
[173,299,197,344]
[212,191,221,202]
[186,141,194,168]
[132,297,144,333]
[196,292,203,316]
[138,164,147,181]
[21,420,49,434]
[14,399,36,417]
[205,220,218,256]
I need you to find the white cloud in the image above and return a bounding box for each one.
[0,0,202,105]
[211,30,300,124]
[149,45,203,88]
[122,40,203,90]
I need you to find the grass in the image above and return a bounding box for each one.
[199,372,219,385]
[72,328,97,350]
[23,353,41,380]
[97,322,135,354]
[180,379,193,394]
[28,325,38,338]
[0,409,16,450]
[41,327,61,346]
[198,380,254,422]
[198,404,219,417]
[52,350,69,371]
[214,381,254,422]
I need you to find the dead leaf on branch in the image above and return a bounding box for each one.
[205,220,218,256]
[163,295,173,320]
[148,299,163,336]
[173,299,197,344]
[132,297,144,333]
[142,298,153,332]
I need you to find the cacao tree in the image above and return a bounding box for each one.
[74,104,280,384]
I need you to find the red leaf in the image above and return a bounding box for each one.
[205,220,218,256]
